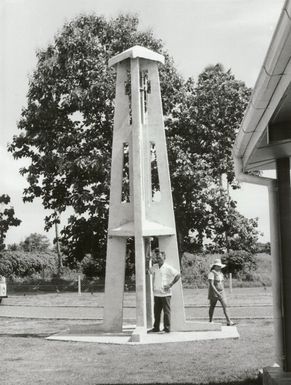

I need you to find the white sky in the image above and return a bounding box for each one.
[0,0,286,245]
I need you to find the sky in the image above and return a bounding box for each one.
[0,0,286,246]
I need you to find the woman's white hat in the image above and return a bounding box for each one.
[211,258,226,269]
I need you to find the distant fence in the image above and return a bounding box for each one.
[5,279,136,294]
[4,272,270,295]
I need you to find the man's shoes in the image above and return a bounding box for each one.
[227,321,237,326]
[163,328,170,333]
[147,328,160,333]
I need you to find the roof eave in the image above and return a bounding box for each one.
[233,0,291,170]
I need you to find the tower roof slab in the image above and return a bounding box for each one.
[108,45,165,67]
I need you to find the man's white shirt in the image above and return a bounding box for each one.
[149,262,179,297]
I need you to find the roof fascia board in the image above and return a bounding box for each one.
[234,103,265,157]
[246,138,291,165]
[263,7,291,75]
[251,72,282,109]
[235,69,288,159]
[242,62,291,167]
[246,159,276,172]
[234,0,291,168]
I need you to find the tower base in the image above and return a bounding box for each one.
[46,323,239,344]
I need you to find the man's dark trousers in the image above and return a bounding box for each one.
[153,296,171,331]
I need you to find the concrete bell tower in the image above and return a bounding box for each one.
[101,46,217,339]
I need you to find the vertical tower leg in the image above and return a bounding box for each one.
[130,56,148,335]
[134,236,147,328]
[130,236,148,341]
[103,237,127,331]
[145,238,153,328]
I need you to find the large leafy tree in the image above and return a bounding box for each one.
[20,233,50,252]
[165,64,255,252]
[0,195,21,251]
[8,14,183,263]
[8,14,258,266]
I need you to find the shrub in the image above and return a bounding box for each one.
[0,250,58,278]
[181,252,220,288]
[181,251,265,288]
[80,254,105,279]
[222,250,257,278]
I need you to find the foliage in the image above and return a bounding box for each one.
[8,14,182,265]
[80,253,105,278]
[165,64,257,253]
[0,250,58,278]
[222,250,257,278]
[80,238,135,280]
[181,252,212,288]
[8,14,259,267]
[20,233,51,252]
[0,195,21,251]
[204,211,261,254]
[245,252,271,286]
[181,251,268,288]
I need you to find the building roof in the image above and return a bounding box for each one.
[233,0,291,171]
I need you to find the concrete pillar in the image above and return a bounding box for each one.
[276,157,291,371]
[268,182,284,366]
[103,237,127,331]
[131,58,147,329]
[145,238,153,328]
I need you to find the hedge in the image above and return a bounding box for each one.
[0,250,58,278]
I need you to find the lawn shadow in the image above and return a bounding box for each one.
[123,379,260,385]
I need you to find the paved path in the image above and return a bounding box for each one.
[0,288,273,320]
[0,304,273,320]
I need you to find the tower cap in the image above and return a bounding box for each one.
[108,45,165,67]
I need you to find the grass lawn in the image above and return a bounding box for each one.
[1,287,275,385]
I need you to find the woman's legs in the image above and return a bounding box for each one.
[209,298,217,322]
[219,297,232,324]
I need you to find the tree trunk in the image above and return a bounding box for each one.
[176,227,183,262]
[221,174,230,253]
[55,220,63,276]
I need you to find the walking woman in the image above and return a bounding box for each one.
[208,258,235,326]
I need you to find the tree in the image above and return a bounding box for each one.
[8,14,183,264]
[21,233,50,252]
[204,209,261,254]
[53,213,63,275]
[0,194,21,251]
[8,14,258,269]
[222,250,257,278]
[190,64,251,183]
[165,65,257,253]
[0,249,57,278]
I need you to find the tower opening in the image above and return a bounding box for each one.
[121,142,130,203]
[150,142,161,202]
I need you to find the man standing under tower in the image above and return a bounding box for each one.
[147,248,181,333]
